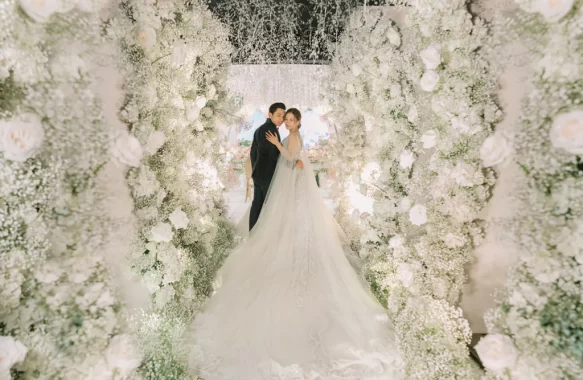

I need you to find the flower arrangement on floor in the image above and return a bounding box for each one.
[476,1,583,378]
[108,0,236,377]
[0,0,142,378]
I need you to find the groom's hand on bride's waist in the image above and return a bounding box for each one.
[296,160,304,169]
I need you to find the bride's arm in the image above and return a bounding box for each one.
[266,132,303,168]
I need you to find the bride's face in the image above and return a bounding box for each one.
[284,113,300,131]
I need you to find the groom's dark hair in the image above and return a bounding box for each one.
[269,102,286,114]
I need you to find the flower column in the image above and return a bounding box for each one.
[377,0,503,377]
[109,0,235,377]
[0,0,141,377]
[478,1,583,379]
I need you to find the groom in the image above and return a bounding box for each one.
[249,102,286,231]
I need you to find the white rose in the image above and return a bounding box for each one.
[396,263,414,288]
[136,27,157,48]
[387,28,401,46]
[19,0,58,22]
[351,63,363,77]
[150,222,173,242]
[0,336,27,376]
[0,116,44,162]
[480,132,512,167]
[420,44,441,70]
[104,335,142,377]
[399,150,415,169]
[112,130,143,167]
[171,42,187,66]
[534,0,574,22]
[379,63,390,77]
[196,96,208,109]
[549,110,583,155]
[407,106,418,123]
[146,131,165,154]
[409,204,427,226]
[420,70,440,92]
[421,130,439,149]
[169,207,189,229]
[475,334,518,373]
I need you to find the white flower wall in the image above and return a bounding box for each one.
[325,2,502,378]
[477,1,583,378]
[108,0,237,377]
[0,0,142,378]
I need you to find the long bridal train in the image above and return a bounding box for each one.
[187,136,404,379]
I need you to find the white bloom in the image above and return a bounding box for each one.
[399,197,412,212]
[104,335,142,377]
[19,0,58,22]
[208,85,217,100]
[549,110,583,155]
[171,42,187,66]
[0,116,44,162]
[112,130,143,167]
[534,0,574,22]
[480,132,513,167]
[196,96,208,109]
[150,222,173,242]
[409,204,427,226]
[146,131,165,154]
[389,235,403,249]
[421,130,438,149]
[136,27,157,48]
[443,233,466,248]
[396,263,414,288]
[387,28,401,46]
[407,106,418,123]
[475,334,518,373]
[351,63,363,77]
[451,162,481,187]
[34,261,63,284]
[169,207,189,229]
[186,105,201,121]
[420,44,441,70]
[399,150,415,169]
[0,336,27,377]
[420,70,440,92]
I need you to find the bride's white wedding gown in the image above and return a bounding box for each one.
[189,134,404,379]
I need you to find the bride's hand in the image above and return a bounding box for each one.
[265,131,280,147]
[296,160,304,169]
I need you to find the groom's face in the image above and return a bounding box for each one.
[269,108,285,127]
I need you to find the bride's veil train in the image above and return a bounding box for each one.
[189,137,404,379]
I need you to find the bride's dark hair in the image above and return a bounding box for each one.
[285,108,302,129]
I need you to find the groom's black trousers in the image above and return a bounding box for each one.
[249,179,270,231]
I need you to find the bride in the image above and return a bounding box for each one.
[189,108,404,379]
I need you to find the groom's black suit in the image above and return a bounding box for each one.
[249,118,281,231]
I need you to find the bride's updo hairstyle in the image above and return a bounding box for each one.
[285,108,302,129]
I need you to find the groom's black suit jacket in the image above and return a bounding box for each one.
[250,118,281,186]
